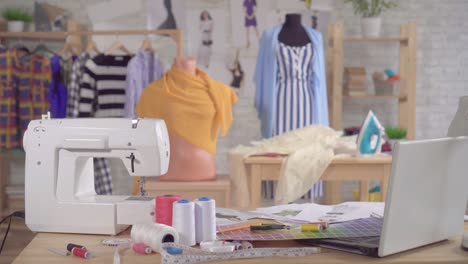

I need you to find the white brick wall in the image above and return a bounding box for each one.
[3,0,468,191]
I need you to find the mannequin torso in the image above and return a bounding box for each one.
[158,56,217,181]
[278,14,310,46]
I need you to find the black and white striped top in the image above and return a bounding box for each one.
[78,55,132,117]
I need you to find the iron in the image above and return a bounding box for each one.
[357,110,385,156]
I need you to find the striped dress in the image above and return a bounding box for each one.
[263,41,323,200]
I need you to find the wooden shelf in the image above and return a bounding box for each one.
[0,32,68,40]
[344,37,408,42]
[344,94,407,100]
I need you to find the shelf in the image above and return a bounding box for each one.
[344,94,407,100]
[344,37,408,43]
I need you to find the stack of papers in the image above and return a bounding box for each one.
[216,202,385,227]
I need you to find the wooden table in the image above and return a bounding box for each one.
[244,155,392,207]
[13,223,468,263]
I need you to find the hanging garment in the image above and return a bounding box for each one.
[67,52,94,118]
[125,50,164,118]
[197,19,213,68]
[79,54,132,118]
[49,55,68,118]
[254,26,329,139]
[274,42,315,135]
[0,49,52,149]
[135,66,238,154]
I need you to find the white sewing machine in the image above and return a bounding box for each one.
[23,117,170,235]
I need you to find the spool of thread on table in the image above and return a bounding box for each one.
[66,243,86,252]
[156,195,182,225]
[132,243,152,255]
[172,199,196,246]
[194,197,216,243]
[71,247,92,259]
[131,222,180,253]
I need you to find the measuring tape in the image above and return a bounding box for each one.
[160,243,321,264]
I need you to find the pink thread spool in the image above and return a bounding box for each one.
[156,195,182,225]
[132,243,152,254]
[71,247,92,259]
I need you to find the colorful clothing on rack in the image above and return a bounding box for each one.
[49,55,68,118]
[125,50,164,118]
[67,52,94,118]
[0,49,51,149]
[79,54,132,118]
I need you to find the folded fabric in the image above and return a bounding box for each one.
[136,65,238,154]
[229,125,351,207]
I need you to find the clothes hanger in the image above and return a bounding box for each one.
[86,38,101,54]
[105,32,133,56]
[33,38,56,57]
[140,35,154,52]
[59,35,79,59]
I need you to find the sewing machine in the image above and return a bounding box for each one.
[23,117,170,235]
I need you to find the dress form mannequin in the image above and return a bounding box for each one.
[278,14,310,46]
[158,56,217,181]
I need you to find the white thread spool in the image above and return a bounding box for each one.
[130,223,179,253]
[194,197,216,243]
[172,199,196,246]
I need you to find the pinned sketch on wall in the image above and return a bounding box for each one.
[147,0,186,30]
[230,0,276,49]
[197,10,214,68]
[227,49,245,94]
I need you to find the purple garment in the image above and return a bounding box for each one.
[125,50,164,118]
[48,55,68,118]
[243,0,257,27]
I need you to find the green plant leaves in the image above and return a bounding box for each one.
[2,8,32,22]
[344,0,397,17]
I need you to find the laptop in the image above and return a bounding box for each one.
[304,137,468,257]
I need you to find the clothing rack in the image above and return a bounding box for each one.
[0,20,183,56]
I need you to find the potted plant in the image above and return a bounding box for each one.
[344,0,397,37]
[2,8,32,32]
[385,127,406,149]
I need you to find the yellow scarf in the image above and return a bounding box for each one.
[135,66,238,154]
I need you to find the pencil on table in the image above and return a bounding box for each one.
[217,225,251,233]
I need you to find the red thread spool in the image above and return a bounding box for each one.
[71,247,92,259]
[156,195,182,226]
[132,243,152,254]
[66,243,86,252]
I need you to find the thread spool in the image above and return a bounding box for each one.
[66,243,86,252]
[131,222,180,253]
[240,241,253,250]
[172,199,196,246]
[71,247,92,259]
[156,195,182,225]
[132,243,152,255]
[194,197,216,243]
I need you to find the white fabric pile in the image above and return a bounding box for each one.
[229,125,358,208]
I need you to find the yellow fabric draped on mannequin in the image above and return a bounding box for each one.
[135,65,238,154]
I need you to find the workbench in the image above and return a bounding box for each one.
[244,155,392,207]
[13,223,468,263]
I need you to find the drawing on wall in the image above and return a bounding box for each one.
[147,0,186,30]
[197,10,214,68]
[243,0,260,48]
[227,49,245,94]
[230,0,275,49]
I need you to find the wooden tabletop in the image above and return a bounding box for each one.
[244,155,392,165]
[13,223,468,263]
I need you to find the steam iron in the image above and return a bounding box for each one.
[357,110,384,156]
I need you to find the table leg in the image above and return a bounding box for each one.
[381,164,391,202]
[249,165,262,208]
[359,180,370,201]
[0,157,8,215]
[324,181,341,205]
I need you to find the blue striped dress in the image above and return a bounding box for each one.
[263,41,323,200]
